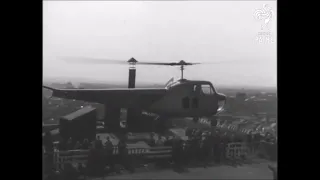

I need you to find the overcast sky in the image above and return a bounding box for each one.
[43,1,277,88]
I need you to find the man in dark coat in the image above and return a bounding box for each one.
[199,132,211,168]
[94,136,103,149]
[220,132,229,162]
[172,136,184,171]
[104,136,115,173]
[118,139,134,173]
[188,135,199,164]
[66,137,73,150]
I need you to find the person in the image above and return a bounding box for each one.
[74,141,81,149]
[220,132,229,163]
[77,163,87,179]
[246,132,253,153]
[86,148,97,176]
[211,131,220,163]
[253,132,261,153]
[230,133,236,143]
[95,136,103,149]
[104,137,115,173]
[66,137,73,150]
[195,129,202,140]
[199,132,211,168]
[118,139,134,173]
[58,138,66,151]
[43,132,54,153]
[172,136,184,171]
[105,137,113,155]
[81,139,90,150]
[189,134,199,164]
[156,136,165,146]
[148,132,156,147]
[182,139,192,166]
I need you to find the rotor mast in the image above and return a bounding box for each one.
[180,65,184,80]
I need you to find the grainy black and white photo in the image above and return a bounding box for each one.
[43,1,277,179]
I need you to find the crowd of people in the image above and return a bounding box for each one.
[43,134,135,180]
[43,127,277,180]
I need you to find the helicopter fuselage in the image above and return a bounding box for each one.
[145,79,226,118]
[43,79,226,119]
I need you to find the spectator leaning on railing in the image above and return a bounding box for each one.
[74,141,81,150]
[82,139,90,150]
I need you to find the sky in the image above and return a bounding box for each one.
[43,1,277,88]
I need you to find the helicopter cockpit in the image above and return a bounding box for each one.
[193,83,215,95]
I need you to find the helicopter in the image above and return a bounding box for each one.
[43,57,227,123]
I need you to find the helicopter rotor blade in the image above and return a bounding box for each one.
[61,56,240,67]
[61,57,202,66]
[61,57,129,65]
[137,62,201,66]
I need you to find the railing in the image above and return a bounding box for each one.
[50,140,276,171]
[53,146,172,170]
[226,142,248,159]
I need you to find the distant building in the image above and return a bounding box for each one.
[66,82,75,89]
[236,92,247,102]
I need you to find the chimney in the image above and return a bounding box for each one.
[128,57,137,88]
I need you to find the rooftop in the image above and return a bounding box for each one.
[62,106,96,121]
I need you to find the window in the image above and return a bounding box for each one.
[201,84,214,95]
[193,85,201,94]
